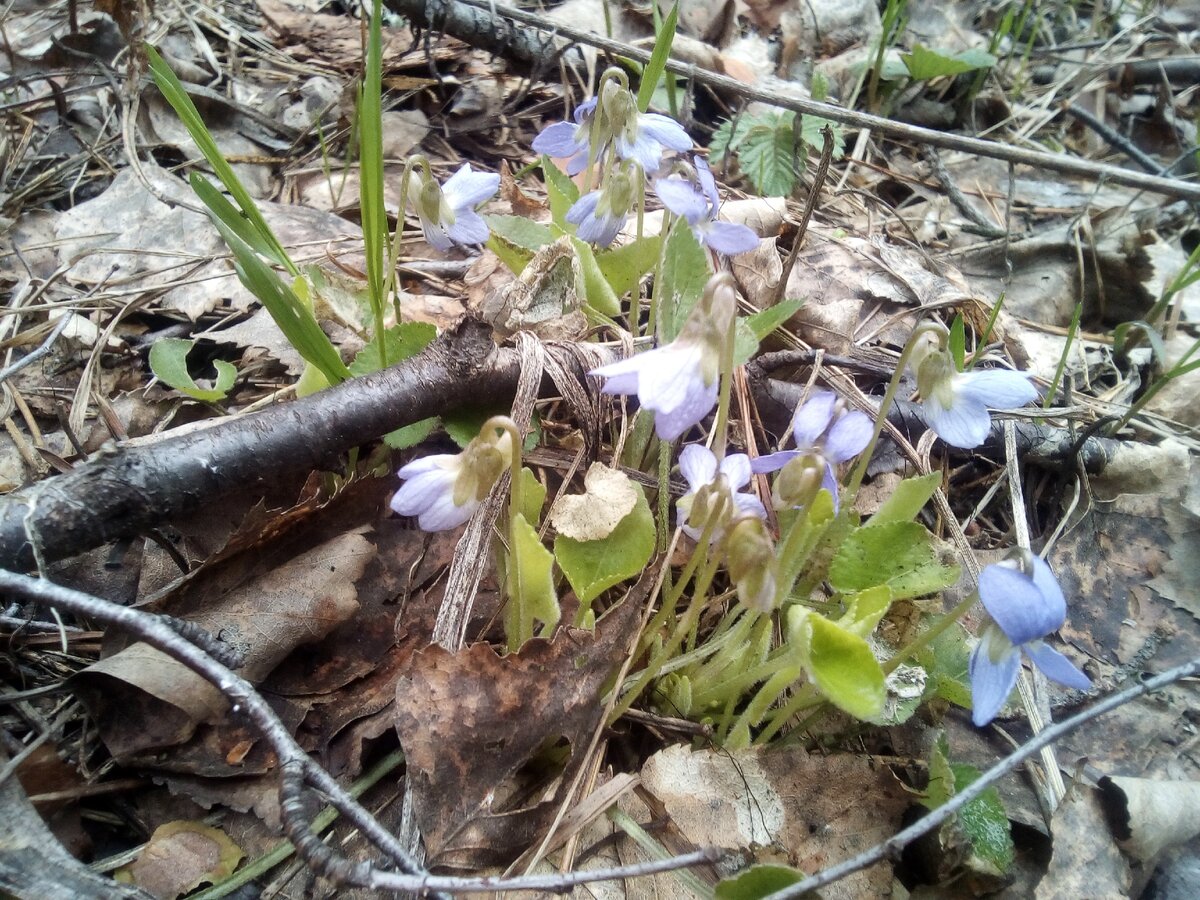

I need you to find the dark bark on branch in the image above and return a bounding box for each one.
[0,322,520,572]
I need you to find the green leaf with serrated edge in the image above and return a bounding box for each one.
[149,339,236,402]
[199,196,351,384]
[597,233,661,299]
[505,512,559,647]
[485,215,554,252]
[902,44,996,81]
[869,472,942,525]
[571,237,621,317]
[659,221,711,340]
[948,313,966,370]
[839,584,893,637]
[554,485,655,608]
[922,731,955,808]
[520,466,546,525]
[793,609,886,719]
[952,763,1015,874]
[349,321,436,376]
[738,119,797,197]
[384,417,438,449]
[745,298,804,342]
[542,156,579,229]
[444,407,541,451]
[799,114,844,158]
[829,521,960,600]
[348,321,436,377]
[710,115,759,164]
[715,864,805,899]
[636,2,679,111]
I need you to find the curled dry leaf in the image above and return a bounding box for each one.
[71,530,373,759]
[393,585,644,867]
[1099,776,1200,864]
[1035,784,1131,900]
[549,463,639,541]
[115,821,243,900]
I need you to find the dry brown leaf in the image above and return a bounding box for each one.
[1034,784,1130,900]
[115,821,243,899]
[625,744,909,900]
[393,592,643,867]
[72,529,373,758]
[1100,776,1200,864]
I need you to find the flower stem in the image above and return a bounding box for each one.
[844,320,946,501]
[383,156,422,341]
[710,299,738,465]
[883,590,977,675]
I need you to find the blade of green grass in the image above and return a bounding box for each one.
[145,45,298,277]
[636,2,678,113]
[359,0,390,363]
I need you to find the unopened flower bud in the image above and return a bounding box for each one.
[724,517,778,612]
[773,454,824,510]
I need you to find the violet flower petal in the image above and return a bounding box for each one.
[824,410,873,463]
[969,631,1021,726]
[1025,641,1092,691]
[978,563,1063,645]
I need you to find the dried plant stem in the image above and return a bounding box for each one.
[773,125,836,308]
[761,654,1200,899]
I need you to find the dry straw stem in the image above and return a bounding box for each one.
[391,0,1200,202]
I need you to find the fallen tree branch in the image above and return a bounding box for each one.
[761,653,1200,899]
[0,322,525,571]
[388,0,1200,202]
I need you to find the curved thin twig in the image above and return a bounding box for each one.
[762,654,1200,899]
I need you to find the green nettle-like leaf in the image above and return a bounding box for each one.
[714,864,806,899]
[737,120,797,197]
[797,611,886,719]
[829,521,960,600]
[149,339,236,403]
[485,215,555,254]
[902,44,997,80]
[799,114,845,158]
[383,418,439,449]
[505,512,560,648]
[953,763,1016,874]
[660,222,712,339]
[869,472,942,525]
[597,234,661,299]
[554,486,655,607]
[348,321,436,376]
[542,156,580,229]
[571,237,622,318]
[745,298,804,342]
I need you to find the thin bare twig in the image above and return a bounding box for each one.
[761,654,1200,899]
[403,0,1200,202]
[773,125,836,307]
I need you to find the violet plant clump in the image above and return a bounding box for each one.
[405,160,500,252]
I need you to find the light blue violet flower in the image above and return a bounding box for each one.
[751,390,873,509]
[590,273,737,440]
[532,77,690,175]
[408,163,500,252]
[969,553,1091,727]
[654,157,759,255]
[531,96,599,176]
[910,329,1038,449]
[567,161,638,247]
[676,445,767,542]
[390,427,512,531]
